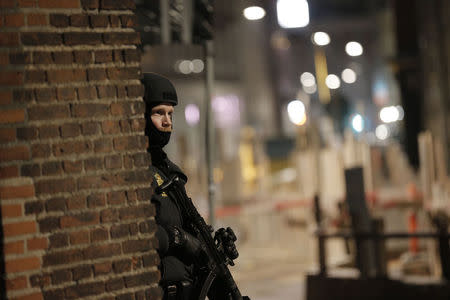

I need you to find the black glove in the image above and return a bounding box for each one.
[167,226,204,260]
[214,227,239,261]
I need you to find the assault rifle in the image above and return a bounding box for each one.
[156,174,250,300]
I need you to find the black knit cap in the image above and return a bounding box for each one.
[142,73,178,106]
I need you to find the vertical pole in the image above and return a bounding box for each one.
[204,40,216,227]
[160,0,171,45]
[182,0,193,44]
[314,195,326,276]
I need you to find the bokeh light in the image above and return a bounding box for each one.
[312,32,330,46]
[277,0,309,28]
[325,74,341,89]
[375,124,389,140]
[300,72,316,87]
[243,6,266,20]
[185,104,200,126]
[341,68,357,83]
[379,106,400,123]
[345,41,363,56]
[351,114,364,132]
[287,100,307,126]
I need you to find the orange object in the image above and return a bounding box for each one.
[408,211,418,253]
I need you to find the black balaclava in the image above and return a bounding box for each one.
[142,73,178,168]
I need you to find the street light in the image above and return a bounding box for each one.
[287,99,307,126]
[243,6,266,20]
[277,0,309,28]
[345,41,363,56]
[341,68,356,84]
[312,32,330,46]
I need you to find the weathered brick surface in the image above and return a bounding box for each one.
[0,2,157,299]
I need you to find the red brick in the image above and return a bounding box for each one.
[73,50,92,64]
[3,221,37,237]
[33,51,52,64]
[31,143,51,158]
[35,88,56,102]
[113,135,143,151]
[17,126,38,140]
[21,32,62,45]
[47,69,86,83]
[6,276,28,291]
[107,191,126,205]
[64,32,102,45]
[81,0,98,9]
[53,140,92,156]
[0,109,25,124]
[0,52,8,65]
[109,15,120,27]
[27,237,48,250]
[0,90,13,105]
[28,105,70,121]
[39,0,79,8]
[27,13,47,26]
[94,50,112,63]
[13,292,44,300]
[56,87,76,101]
[101,120,120,134]
[87,193,106,208]
[25,70,46,83]
[4,241,24,255]
[83,158,103,171]
[120,15,137,28]
[124,49,140,62]
[53,51,73,64]
[106,278,124,291]
[66,195,86,210]
[46,197,66,212]
[21,164,40,177]
[65,282,105,298]
[90,227,108,242]
[35,178,76,195]
[87,68,107,81]
[0,71,23,85]
[107,67,140,80]
[2,204,22,218]
[39,125,59,138]
[9,52,31,64]
[69,230,89,245]
[60,123,80,138]
[0,184,34,200]
[49,233,68,248]
[72,103,109,117]
[60,212,99,228]
[122,238,153,254]
[94,262,111,276]
[103,32,140,45]
[94,138,112,153]
[97,85,116,98]
[0,128,16,142]
[49,14,69,27]
[0,0,15,8]
[72,265,92,280]
[81,122,100,135]
[90,14,109,27]
[100,0,135,10]
[63,160,82,173]
[0,165,19,179]
[5,13,25,27]
[70,14,89,27]
[0,32,20,46]
[0,145,30,162]
[5,256,41,273]
[18,0,37,7]
[83,243,121,259]
[42,161,62,175]
[43,249,83,267]
[77,86,97,100]
[51,269,71,284]
[105,154,122,169]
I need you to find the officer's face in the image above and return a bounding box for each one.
[151,103,174,132]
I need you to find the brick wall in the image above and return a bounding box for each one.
[0,1,161,299]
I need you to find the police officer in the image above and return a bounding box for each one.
[142,73,238,300]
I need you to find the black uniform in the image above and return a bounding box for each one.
[150,154,196,295]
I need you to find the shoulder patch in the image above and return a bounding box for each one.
[154,172,168,197]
